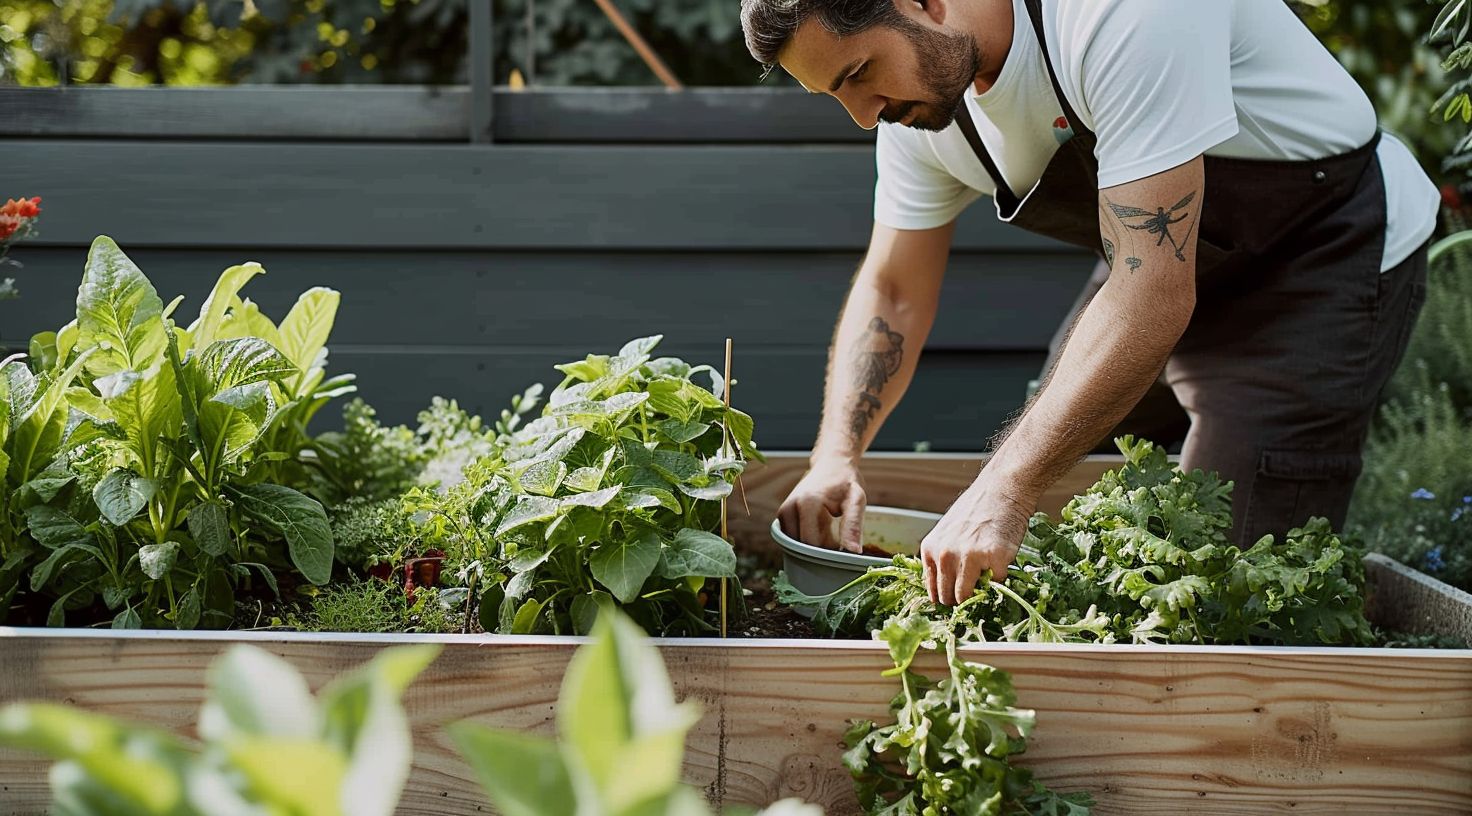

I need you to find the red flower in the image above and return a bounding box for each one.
[0,196,42,243]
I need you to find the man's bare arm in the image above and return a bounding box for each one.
[812,221,953,463]
[921,156,1203,604]
[780,220,953,551]
[987,157,1202,496]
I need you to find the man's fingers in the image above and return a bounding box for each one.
[838,487,867,554]
[777,500,798,539]
[935,550,959,606]
[797,500,828,550]
[954,555,983,604]
[922,545,940,604]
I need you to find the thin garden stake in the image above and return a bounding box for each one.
[720,337,733,638]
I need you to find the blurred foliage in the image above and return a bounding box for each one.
[1289,0,1450,181]
[10,0,1445,98]
[0,0,768,87]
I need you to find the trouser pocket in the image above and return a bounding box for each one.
[1242,449,1363,544]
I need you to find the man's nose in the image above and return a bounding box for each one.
[835,88,888,131]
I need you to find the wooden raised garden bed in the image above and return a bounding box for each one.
[2,454,1470,816]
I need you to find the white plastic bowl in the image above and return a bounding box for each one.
[770,506,942,609]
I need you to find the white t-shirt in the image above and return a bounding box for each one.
[874,0,1439,272]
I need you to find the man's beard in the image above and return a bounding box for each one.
[879,23,982,132]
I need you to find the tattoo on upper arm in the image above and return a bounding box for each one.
[847,317,904,440]
[1102,237,1116,269]
[1104,190,1200,263]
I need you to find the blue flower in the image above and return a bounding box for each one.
[1424,547,1446,574]
[1411,488,1437,501]
[1463,495,1472,504]
[1454,506,1467,523]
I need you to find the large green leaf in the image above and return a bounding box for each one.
[557,611,697,814]
[108,362,183,472]
[8,350,93,485]
[138,542,179,581]
[226,483,334,585]
[0,702,186,813]
[24,506,93,551]
[190,262,265,352]
[227,737,346,816]
[589,531,662,603]
[93,469,157,527]
[202,644,319,741]
[277,287,340,396]
[76,236,167,378]
[198,337,297,392]
[318,645,439,816]
[448,724,576,816]
[215,296,284,351]
[188,500,232,557]
[657,529,736,580]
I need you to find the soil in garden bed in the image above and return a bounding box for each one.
[733,559,817,640]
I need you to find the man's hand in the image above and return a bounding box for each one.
[777,458,868,553]
[920,473,1035,605]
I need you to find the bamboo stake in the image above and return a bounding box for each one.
[589,0,684,90]
[720,337,733,638]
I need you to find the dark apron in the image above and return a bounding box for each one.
[957,0,1427,545]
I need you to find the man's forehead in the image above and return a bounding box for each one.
[779,17,859,93]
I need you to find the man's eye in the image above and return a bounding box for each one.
[852,63,869,82]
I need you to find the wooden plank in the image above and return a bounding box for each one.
[5,141,1063,251]
[491,88,870,143]
[0,86,469,141]
[0,247,1091,352]
[729,453,1123,557]
[0,630,1468,815]
[1365,554,1472,645]
[0,87,867,143]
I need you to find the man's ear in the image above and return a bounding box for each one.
[907,0,948,27]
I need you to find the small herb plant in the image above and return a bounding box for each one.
[2,236,353,628]
[409,335,763,636]
[848,612,1092,815]
[0,641,441,816]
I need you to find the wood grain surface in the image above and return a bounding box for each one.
[3,456,1469,815]
[2,629,1469,815]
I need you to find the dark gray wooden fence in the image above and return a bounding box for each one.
[1,88,1091,451]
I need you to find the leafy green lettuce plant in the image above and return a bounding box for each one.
[2,235,352,628]
[782,437,1372,647]
[0,641,440,816]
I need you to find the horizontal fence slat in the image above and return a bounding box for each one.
[0,248,1090,352]
[0,87,870,143]
[5,141,1062,251]
[0,86,469,141]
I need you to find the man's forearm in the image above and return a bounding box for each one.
[986,282,1190,497]
[984,158,1204,503]
[812,277,934,464]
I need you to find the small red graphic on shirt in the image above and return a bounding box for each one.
[1052,115,1074,144]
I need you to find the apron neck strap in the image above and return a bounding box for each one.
[1022,0,1090,139]
[956,105,1023,212]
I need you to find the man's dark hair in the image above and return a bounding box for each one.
[740,0,906,78]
